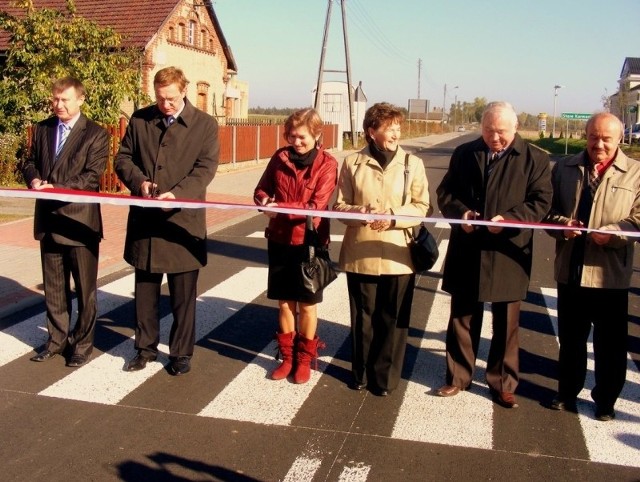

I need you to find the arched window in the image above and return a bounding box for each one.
[188,20,196,45]
[178,23,185,43]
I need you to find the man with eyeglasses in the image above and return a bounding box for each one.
[115,66,219,376]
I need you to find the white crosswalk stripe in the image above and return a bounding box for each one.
[392,240,494,449]
[0,274,135,368]
[539,287,640,467]
[39,268,268,404]
[1,236,639,471]
[199,273,350,424]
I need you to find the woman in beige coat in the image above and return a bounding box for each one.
[333,103,432,395]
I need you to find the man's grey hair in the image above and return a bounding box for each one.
[481,101,518,127]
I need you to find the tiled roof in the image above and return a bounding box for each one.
[1,0,181,49]
[622,57,640,76]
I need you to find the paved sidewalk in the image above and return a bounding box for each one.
[0,133,460,319]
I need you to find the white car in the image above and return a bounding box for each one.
[624,124,640,143]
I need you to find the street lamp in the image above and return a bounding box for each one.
[453,85,459,131]
[552,84,564,138]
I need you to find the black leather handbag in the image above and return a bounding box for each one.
[403,154,439,272]
[299,216,337,294]
[408,224,439,272]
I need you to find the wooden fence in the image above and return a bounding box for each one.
[29,119,340,192]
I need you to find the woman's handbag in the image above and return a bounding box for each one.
[299,216,338,294]
[408,224,439,272]
[403,154,439,272]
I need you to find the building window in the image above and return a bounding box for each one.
[178,23,185,43]
[188,21,196,45]
[196,82,210,113]
[197,93,207,112]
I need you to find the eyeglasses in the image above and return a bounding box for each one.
[155,95,183,106]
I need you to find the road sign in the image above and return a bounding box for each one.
[561,112,591,120]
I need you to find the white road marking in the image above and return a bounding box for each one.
[392,240,494,449]
[39,268,268,404]
[198,273,350,424]
[540,287,640,468]
[338,463,371,481]
[282,456,322,482]
[0,274,135,368]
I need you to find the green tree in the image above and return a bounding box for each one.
[0,0,145,134]
[469,97,487,123]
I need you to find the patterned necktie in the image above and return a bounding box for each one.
[589,164,601,196]
[56,123,70,158]
[165,115,175,127]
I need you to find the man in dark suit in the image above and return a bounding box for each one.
[435,101,552,408]
[115,66,219,376]
[22,76,109,367]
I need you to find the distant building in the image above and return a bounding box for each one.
[610,57,640,126]
[0,0,248,121]
[313,80,367,145]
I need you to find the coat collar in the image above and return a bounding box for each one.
[567,148,631,174]
[153,98,197,127]
[354,144,407,171]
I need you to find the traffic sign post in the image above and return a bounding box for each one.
[560,112,591,154]
[561,112,591,120]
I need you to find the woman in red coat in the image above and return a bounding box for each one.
[254,109,338,384]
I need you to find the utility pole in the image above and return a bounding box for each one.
[441,83,447,129]
[314,0,356,146]
[417,58,422,99]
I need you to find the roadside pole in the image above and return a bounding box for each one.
[561,112,591,155]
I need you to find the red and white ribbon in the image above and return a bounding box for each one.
[2,187,639,238]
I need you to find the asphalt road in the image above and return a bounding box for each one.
[1,134,639,481]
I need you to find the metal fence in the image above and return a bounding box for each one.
[29,119,339,192]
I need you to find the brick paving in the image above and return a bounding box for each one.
[0,166,265,319]
[0,133,459,319]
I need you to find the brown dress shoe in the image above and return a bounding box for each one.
[492,390,519,408]
[30,350,58,362]
[436,384,461,397]
[66,354,89,368]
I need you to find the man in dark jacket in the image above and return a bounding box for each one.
[22,76,109,367]
[115,66,219,376]
[436,101,552,408]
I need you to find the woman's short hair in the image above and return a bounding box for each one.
[284,108,324,139]
[154,66,189,91]
[363,102,403,140]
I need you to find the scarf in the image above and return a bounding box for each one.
[288,146,318,169]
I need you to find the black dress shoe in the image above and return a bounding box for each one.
[370,387,391,397]
[550,397,577,412]
[169,356,191,376]
[595,406,615,422]
[349,380,367,391]
[30,350,58,362]
[125,353,156,372]
[66,354,89,368]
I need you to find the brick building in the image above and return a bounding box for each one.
[0,0,248,121]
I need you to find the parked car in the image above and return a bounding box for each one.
[624,123,640,143]
[457,126,466,132]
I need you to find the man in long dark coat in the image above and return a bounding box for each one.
[435,101,552,408]
[115,66,219,376]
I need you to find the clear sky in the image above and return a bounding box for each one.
[214,0,638,116]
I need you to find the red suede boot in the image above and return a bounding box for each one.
[271,331,296,380]
[293,335,324,384]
